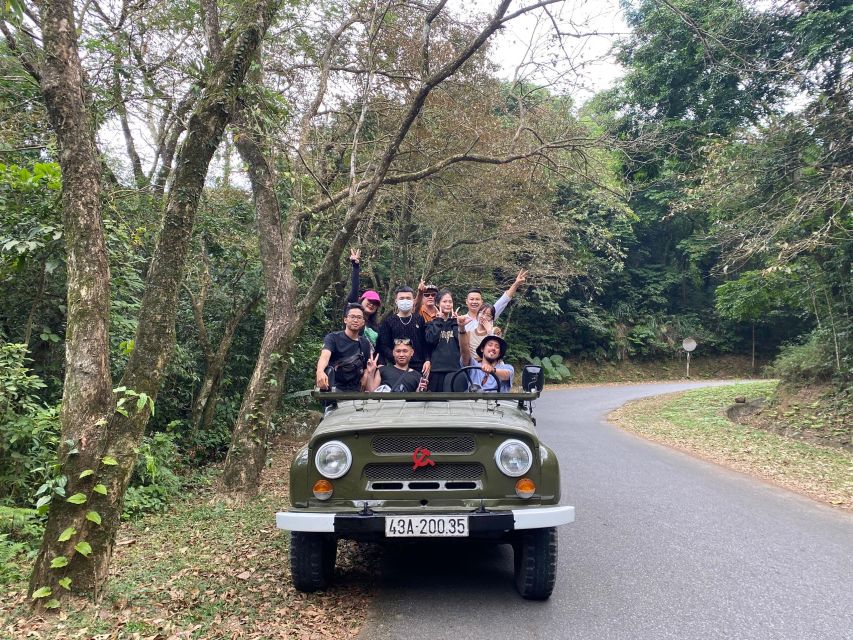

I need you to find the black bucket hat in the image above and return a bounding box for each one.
[476,335,508,360]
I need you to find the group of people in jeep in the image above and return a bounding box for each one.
[315,249,526,393]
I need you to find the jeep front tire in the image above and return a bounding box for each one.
[290,531,337,592]
[513,526,557,600]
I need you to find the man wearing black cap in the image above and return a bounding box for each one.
[415,280,439,323]
[461,334,514,392]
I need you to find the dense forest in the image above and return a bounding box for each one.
[1,0,850,607]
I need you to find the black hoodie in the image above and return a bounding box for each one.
[424,315,462,373]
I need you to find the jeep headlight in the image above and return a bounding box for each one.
[494,439,533,477]
[315,440,352,479]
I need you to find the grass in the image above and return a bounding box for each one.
[0,441,376,639]
[609,381,853,510]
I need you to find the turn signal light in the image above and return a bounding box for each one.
[515,478,536,499]
[313,479,333,500]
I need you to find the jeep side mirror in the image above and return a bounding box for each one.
[522,365,544,392]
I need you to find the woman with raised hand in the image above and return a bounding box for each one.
[424,290,470,392]
[346,248,381,345]
[467,303,496,361]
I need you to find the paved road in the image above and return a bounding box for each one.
[355,382,853,640]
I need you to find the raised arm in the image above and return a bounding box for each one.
[493,269,527,320]
[346,248,361,305]
[414,279,425,314]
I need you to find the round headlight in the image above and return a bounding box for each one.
[494,439,533,477]
[314,440,352,479]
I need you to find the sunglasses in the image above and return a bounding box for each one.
[362,299,378,307]
[423,292,436,297]
[393,338,412,345]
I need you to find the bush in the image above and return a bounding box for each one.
[767,331,837,384]
[0,505,42,584]
[122,432,182,520]
[0,343,60,506]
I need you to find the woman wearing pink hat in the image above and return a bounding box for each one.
[346,248,381,345]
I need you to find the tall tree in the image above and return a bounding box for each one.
[3,0,281,605]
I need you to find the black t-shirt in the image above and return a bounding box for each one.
[379,366,422,392]
[376,314,427,367]
[322,331,371,391]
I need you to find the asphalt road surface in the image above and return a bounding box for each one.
[355,382,853,640]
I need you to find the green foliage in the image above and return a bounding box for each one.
[0,533,29,584]
[529,355,571,383]
[122,432,182,520]
[0,505,41,583]
[0,505,42,544]
[767,331,840,384]
[715,271,796,323]
[0,343,60,506]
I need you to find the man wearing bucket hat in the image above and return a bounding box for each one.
[461,334,514,392]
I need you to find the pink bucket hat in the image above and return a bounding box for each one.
[360,290,381,304]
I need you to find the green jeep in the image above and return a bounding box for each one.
[277,369,574,600]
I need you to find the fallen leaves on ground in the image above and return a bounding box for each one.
[0,436,379,639]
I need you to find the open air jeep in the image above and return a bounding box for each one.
[276,366,574,600]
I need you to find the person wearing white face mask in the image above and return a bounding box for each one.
[376,286,431,376]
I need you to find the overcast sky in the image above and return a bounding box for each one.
[480,0,628,101]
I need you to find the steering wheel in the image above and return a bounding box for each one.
[445,366,496,392]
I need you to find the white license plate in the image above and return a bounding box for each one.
[385,515,469,537]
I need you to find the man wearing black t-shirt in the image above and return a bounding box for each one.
[376,286,430,375]
[316,305,373,392]
[366,339,426,392]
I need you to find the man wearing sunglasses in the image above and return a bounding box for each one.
[415,281,439,323]
[365,338,426,392]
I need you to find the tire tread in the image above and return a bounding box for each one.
[513,526,557,600]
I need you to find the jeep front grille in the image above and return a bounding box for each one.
[371,435,476,455]
[368,480,481,491]
[363,462,484,481]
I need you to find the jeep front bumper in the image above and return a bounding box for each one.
[276,505,575,534]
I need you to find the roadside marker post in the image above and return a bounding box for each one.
[682,338,697,378]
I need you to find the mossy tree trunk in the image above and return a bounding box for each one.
[26,0,114,609]
[28,0,280,604]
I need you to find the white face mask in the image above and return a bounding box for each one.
[397,299,414,313]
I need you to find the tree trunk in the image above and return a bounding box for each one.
[751,322,755,372]
[29,0,279,603]
[28,0,113,606]
[399,182,416,283]
[23,258,47,348]
[190,294,261,439]
[222,125,302,499]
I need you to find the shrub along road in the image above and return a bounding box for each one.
[357,382,853,640]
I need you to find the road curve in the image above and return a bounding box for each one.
[354,382,853,640]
